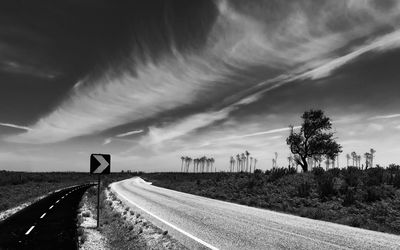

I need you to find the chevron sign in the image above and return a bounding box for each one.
[90,154,111,174]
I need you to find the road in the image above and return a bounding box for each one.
[0,183,93,249]
[111,177,400,250]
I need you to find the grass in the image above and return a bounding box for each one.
[143,164,400,235]
[0,170,141,213]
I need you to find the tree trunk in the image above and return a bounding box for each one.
[301,157,308,172]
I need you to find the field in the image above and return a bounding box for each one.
[0,170,140,213]
[144,165,400,235]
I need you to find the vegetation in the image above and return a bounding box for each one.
[180,156,215,173]
[144,165,400,235]
[286,109,342,172]
[229,151,258,173]
[78,178,186,249]
[0,171,141,213]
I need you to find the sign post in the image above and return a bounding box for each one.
[90,154,111,228]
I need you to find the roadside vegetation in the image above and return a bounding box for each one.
[145,109,400,235]
[144,165,400,235]
[0,171,140,213]
[77,178,186,249]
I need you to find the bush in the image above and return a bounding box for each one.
[311,167,325,176]
[317,172,337,199]
[364,185,394,202]
[297,182,311,197]
[343,188,356,206]
[343,167,362,187]
[364,167,385,186]
[393,174,400,188]
[266,167,296,182]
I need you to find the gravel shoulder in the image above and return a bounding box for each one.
[77,185,187,250]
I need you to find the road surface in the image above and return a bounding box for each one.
[111,177,400,250]
[0,183,93,249]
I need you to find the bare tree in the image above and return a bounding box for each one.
[370,148,376,168]
[245,150,250,172]
[236,154,240,172]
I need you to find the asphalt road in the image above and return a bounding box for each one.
[111,177,400,250]
[0,183,93,250]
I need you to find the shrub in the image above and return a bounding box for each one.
[364,167,385,186]
[317,172,337,199]
[297,182,311,198]
[266,167,296,182]
[343,167,362,187]
[364,185,394,202]
[343,188,356,206]
[311,167,325,177]
[393,174,400,188]
[327,168,340,177]
[254,169,263,175]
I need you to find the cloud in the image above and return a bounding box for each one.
[367,123,384,131]
[294,30,400,80]
[102,129,144,145]
[0,60,59,79]
[7,0,400,144]
[369,114,400,120]
[0,122,31,131]
[212,126,301,142]
[116,130,144,138]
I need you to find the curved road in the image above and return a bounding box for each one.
[111,177,400,250]
[0,183,93,249]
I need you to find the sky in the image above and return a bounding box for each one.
[1,0,400,172]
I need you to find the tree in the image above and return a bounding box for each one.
[346,154,350,167]
[245,151,250,172]
[241,153,246,172]
[370,148,376,168]
[364,152,371,169]
[236,154,240,172]
[210,158,215,172]
[288,155,293,170]
[181,156,185,172]
[351,152,357,166]
[286,110,342,172]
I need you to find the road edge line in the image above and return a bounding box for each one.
[111,183,219,250]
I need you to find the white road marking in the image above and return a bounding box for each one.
[49,205,54,210]
[55,200,59,203]
[115,189,219,250]
[40,213,46,219]
[25,226,35,235]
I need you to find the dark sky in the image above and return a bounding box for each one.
[1,0,400,171]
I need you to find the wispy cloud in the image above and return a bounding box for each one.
[103,129,144,145]
[294,30,400,80]
[369,114,400,120]
[116,130,144,138]
[0,122,31,131]
[7,0,400,144]
[213,126,301,142]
